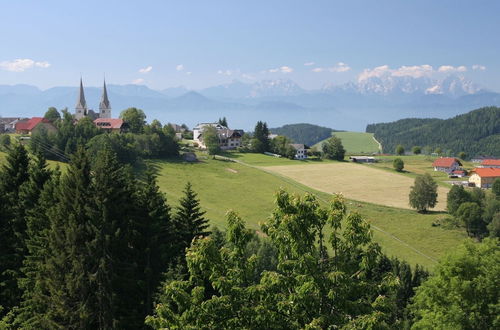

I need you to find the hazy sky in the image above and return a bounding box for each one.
[0,0,499,91]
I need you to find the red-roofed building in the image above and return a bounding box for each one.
[432,157,462,174]
[469,168,500,188]
[479,159,500,168]
[15,117,57,135]
[93,118,127,133]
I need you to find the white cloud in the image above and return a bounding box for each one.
[138,65,153,74]
[268,66,293,74]
[186,71,192,75]
[217,69,233,76]
[176,64,184,71]
[132,78,145,84]
[425,85,442,94]
[472,64,486,71]
[241,73,256,80]
[329,62,351,72]
[304,61,315,66]
[0,58,51,72]
[358,65,391,81]
[312,67,325,73]
[438,65,467,73]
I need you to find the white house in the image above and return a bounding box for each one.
[290,144,307,160]
[193,122,243,150]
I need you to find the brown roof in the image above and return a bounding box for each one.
[15,117,52,131]
[94,118,124,129]
[470,168,500,178]
[481,159,500,166]
[432,157,461,168]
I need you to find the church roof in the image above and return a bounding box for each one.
[99,79,111,109]
[75,78,87,109]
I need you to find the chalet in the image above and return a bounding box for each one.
[193,123,243,150]
[468,168,500,188]
[290,144,307,160]
[93,118,127,133]
[350,156,376,163]
[432,157,462,174]
[15,117,57,135]
[478,159,500,168]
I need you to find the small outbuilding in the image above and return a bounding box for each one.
[350,156,376,163]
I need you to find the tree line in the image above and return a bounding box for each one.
[366,107,500,157]
[29,107,179,164]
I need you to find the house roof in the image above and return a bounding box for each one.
[94,118,124,129]
[470,168,500,178]
[15,117,52,131]
[432,157,461,168]
[481,159,500,166]
[290,144,305,150]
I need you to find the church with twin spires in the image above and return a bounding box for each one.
[75,78,111,120]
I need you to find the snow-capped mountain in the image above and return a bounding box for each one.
[200,79,305,99]
[322,74,482,98]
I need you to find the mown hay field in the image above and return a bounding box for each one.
[263,162,449,211]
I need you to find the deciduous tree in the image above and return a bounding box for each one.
[409,174,438,213]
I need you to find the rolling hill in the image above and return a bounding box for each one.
[366,107,500,157]
[269,123,335,146]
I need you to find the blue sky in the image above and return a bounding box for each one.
[0,0,499,91]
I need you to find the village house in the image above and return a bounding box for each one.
[93,118,127,133]
[193,122,243,150]
[468,168,500,188]
[0,117,26,133]
[290,144,307,160]
[15,117,57,135]
[431,157,462,174]
[478,159,500,168]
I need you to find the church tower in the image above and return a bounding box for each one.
[99,79,111,118]
[75,78,87,120]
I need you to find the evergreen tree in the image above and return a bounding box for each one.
[252,121,270,153]
[218,117,228,127]
[409,174,438,213]
[174,182,209,251]
[0,144,30,315]
[134,168,174,318]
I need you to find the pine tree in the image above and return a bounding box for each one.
[0,144,30,315]
[135,168,174,318]
[42,147,95,328]
[174,182,210,250]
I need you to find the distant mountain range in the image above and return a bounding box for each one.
[1,74,500,131]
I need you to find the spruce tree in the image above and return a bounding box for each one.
[0,144,30,315]
[135,169,174,318]
[174,182,210,250]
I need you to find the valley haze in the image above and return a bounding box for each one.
[2,74,499,131]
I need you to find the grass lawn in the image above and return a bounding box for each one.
[369,155,474,186]
[314,131,381,154]
[149,157,465,269]
[263,162,449,211]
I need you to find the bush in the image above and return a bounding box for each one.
[393,158,404,172]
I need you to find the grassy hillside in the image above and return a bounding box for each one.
[150,156,465,269]
[366,107,500,157]
[269,123,335,146]
[314,131,381,154]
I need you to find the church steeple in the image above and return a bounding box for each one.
[99,79,111,118]
[75,78,87,120]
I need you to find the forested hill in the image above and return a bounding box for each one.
[366,107,500,157]
[270,123,336,146]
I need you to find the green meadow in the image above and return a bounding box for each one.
[314,131,381,154]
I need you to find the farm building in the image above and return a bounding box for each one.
[15,117,57,135]
[0,117,26,133]
[290,144,307,160]
[449,170,467,178]
[478,159,500,168]
[471,155,498,163]
[432,157,462,174]
[349,156,376,163]
[468,168,500,188]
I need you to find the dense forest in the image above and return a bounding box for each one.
[366,107,500,157]
[269,123,336,146]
